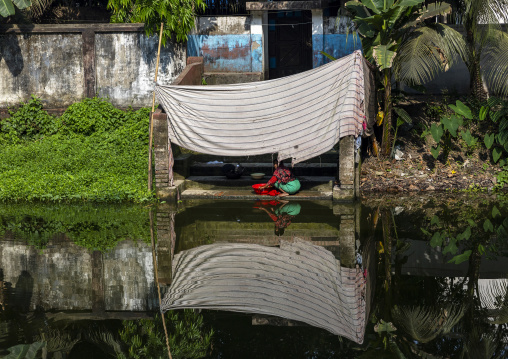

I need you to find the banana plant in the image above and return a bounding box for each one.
[0,0,30,17]
[345,0,465,156]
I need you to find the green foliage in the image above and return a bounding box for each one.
[0,97,154,203]
[118,310,213,359]
[391,107,413,158]
[108,0,206,44]
[0,0,30,17]
[4,341,45,359]
[429,100,468,159]
[0,203,151,250]
[484,97,508,167]
[345,0,461,156]
[421,203,507,265]
[58,97,126,136]
[1,96,57,144]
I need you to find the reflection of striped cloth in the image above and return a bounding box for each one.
[161,239,367,343]
[155,51,374,164]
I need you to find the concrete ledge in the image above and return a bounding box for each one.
[246,1,328,11]
[172,58,204,86]
[181,188,332,200]
[203,72,263,85]
[0,23,145,33]
[155,180,186,201]
[333,185,355,202]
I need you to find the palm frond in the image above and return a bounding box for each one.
[86,328,124,356]
[395,25,462,85]
[481,29,508,97]
[461,327,498,359]
[391,305,465,343]
[34,328,79,353]
[393,107,412,124]
[28,0,53,18]
[478,278,508,324]
[404,2,452,28]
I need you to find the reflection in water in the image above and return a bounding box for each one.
[0,198,506,357]
[161,239,369,344]
[256,200,301,236]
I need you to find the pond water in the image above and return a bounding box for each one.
[0,197,507,358]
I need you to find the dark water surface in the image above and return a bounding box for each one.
[0,197,507,358]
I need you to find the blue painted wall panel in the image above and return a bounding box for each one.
[323,34,362,63]
[312,34,324,68]
[187,34,262,73]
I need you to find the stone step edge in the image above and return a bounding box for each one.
[185,175,336,182]
[180,189,333,201]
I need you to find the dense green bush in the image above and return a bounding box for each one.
[0,97,154,203]
[1,96,58,143]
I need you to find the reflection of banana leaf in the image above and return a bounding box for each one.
[85,327,123,356]
[461,328,500,359]
[391,305,465,343]
[4,341,45,359]
[35,328,79,355]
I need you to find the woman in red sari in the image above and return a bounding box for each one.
[259,160,301,197]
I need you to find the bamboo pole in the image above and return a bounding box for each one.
[148,23,164,191]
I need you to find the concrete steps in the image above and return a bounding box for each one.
[175,150,340,200]
[189,162,337,177]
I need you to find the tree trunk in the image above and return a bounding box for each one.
[382,69,392,157]
[470,60,488,101]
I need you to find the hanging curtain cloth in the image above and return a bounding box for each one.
[155,50,375,164]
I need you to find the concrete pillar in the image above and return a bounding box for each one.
[333,203,357,267]
[250,11,263,73]
[333,135,356,201]
[153,111,170,189]
[82,30,96,98]
[262,11,269,79]
[91,250,105,313]
[156,205,178,285]
[312,9,324,68]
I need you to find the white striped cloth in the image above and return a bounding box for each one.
[155,50,374,164]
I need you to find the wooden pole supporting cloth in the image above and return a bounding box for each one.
[148,23,164,191]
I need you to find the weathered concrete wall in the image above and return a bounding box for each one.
[188,16,263,73]
[0,24,186,108]
[172,57,204,86]
[95,32,185,107]
[0,33,85,107]
[0,239,157,311]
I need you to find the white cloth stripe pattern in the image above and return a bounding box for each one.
[155,50,373,164]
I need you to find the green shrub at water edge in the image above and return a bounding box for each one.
[0,97,154,202]
[1,96,58,144]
